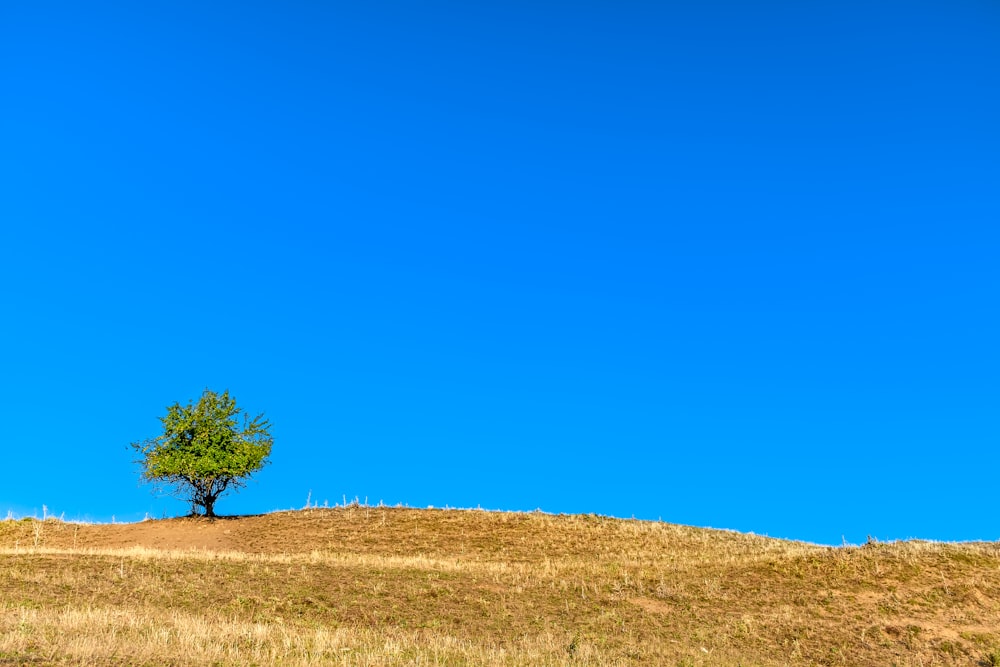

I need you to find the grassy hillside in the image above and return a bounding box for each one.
[0,507,998,665]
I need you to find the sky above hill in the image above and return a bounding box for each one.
[1,1,998,545]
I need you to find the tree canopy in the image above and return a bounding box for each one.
[131,389,273,517]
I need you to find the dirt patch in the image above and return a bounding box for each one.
[1,516,244,551]
[629,596,674,615]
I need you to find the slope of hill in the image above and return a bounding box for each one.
[0,507,998,665]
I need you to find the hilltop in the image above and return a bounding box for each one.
[0,508,998,665]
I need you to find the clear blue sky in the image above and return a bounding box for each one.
[1,1,997,545]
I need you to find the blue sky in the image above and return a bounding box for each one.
[1,1,997,545]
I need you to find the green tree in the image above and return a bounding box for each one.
[131,389,273,518]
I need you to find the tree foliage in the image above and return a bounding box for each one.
[131,389,273,517]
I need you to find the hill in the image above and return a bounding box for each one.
[0,507,998,665]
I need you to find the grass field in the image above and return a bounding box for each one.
[1,507,998,665]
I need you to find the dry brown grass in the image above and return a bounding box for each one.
[1,508,998,665]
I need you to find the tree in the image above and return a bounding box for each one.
[131,389,273,518]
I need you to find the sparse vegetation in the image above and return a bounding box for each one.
[130,389,273,518]
[0,508,998,665]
